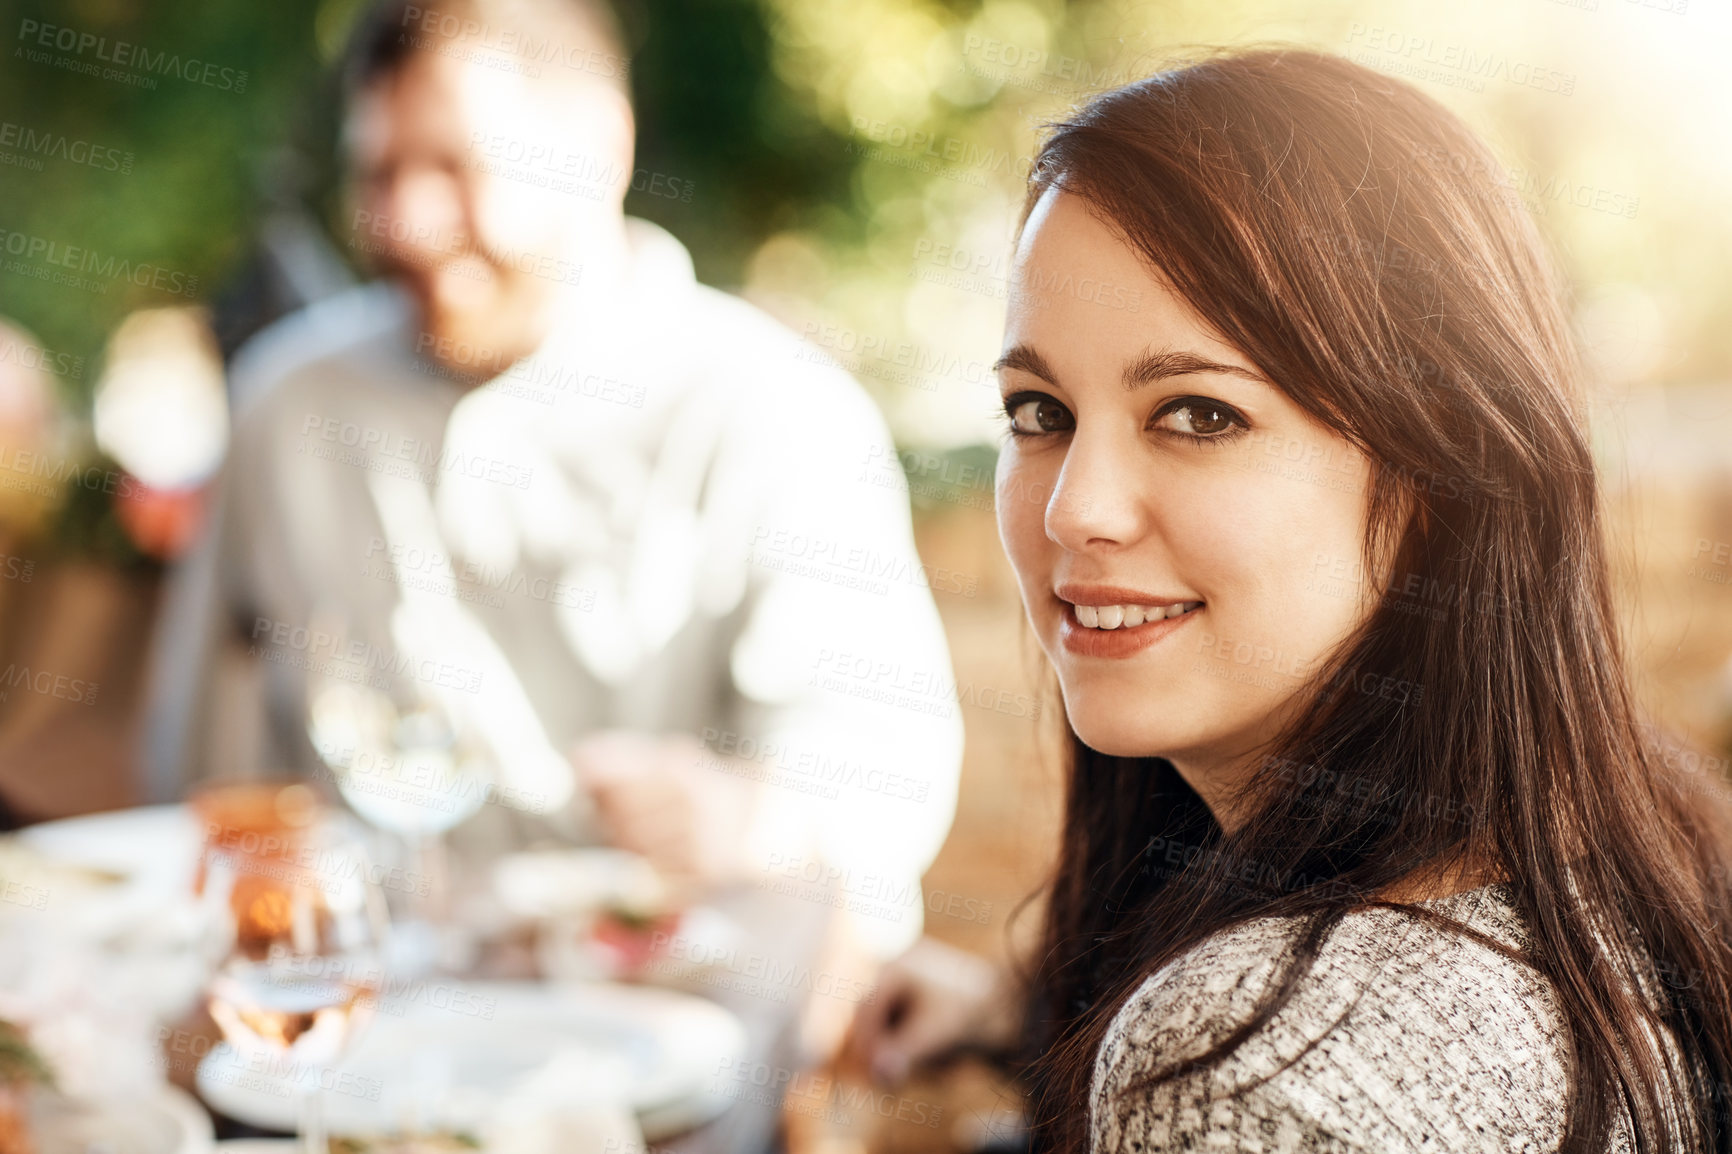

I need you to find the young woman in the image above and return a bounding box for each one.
[852,49,1732,1152]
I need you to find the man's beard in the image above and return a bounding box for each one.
[409,261,551,384]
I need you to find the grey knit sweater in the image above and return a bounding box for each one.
[1090,883,1675,1152]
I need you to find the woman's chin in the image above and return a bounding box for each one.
[1068,716,1169,760]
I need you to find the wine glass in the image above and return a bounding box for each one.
[200,816,389,1154]
[303,608,496,973]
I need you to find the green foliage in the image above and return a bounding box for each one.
[0,1019,52,1088]
[0,0,333,408]
[618,0,860,285]
[45,450,154,569]
[1,0,1726,448]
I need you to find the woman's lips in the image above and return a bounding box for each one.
[1058,601,1202,658]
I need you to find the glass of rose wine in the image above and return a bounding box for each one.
[200,815,389,1153]
[303,607,495,975]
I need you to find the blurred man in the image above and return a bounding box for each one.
[144,1,963,1147]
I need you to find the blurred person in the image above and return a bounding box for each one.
[849,50,1732,1152]
[0,318,151,824]
[143,0,963,1147]
[0,317,64,825]
[0,318,61,542]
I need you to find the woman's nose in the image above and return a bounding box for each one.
[1044,424,1147,552]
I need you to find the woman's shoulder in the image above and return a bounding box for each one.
[1091,884,1574,1153]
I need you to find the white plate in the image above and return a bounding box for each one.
[197,980,746,1141]
[13,805,202,941]
[492,848,667,919]
[33,1083,214,1154]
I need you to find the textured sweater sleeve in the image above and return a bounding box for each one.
[1090,887,1582,1154]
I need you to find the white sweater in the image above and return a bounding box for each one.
[1092,884,1688,1151]
[145,219,964,959]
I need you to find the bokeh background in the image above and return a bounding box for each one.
[1,0,1730,1146]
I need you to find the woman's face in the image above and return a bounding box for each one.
[996,189,1380,793]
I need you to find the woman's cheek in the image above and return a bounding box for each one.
[1203,453,1374,665]
[996,451,1058,621]
[995,452,1043,561]
[1161,465,1270,586]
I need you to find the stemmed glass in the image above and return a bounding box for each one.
[303,608,496,973]
[200,816,389,1153]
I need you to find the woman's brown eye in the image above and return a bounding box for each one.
[1159,401,1240,437]
[1009,398,1074,434]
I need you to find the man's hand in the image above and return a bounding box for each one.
[845,935,1015,1086]
[571,730,760,900]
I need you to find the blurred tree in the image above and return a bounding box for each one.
[0,0,333,403]
[2,0,1729,495]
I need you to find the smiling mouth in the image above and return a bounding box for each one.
[1068,601,1204,630]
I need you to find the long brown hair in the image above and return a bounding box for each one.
[1018,49,1732,1152]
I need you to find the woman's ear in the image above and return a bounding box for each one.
[1363,478,1424,613]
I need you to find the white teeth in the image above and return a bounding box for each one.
[1071,601,1201,630]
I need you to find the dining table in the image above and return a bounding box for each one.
[0,801,793,1154]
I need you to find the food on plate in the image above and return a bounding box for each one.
[0,1019,53,1154]
[328,1132,483,1152]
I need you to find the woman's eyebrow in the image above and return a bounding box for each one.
[992,344,1059,384]
[993,344,1268,391]
[1122,348,1268,390]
